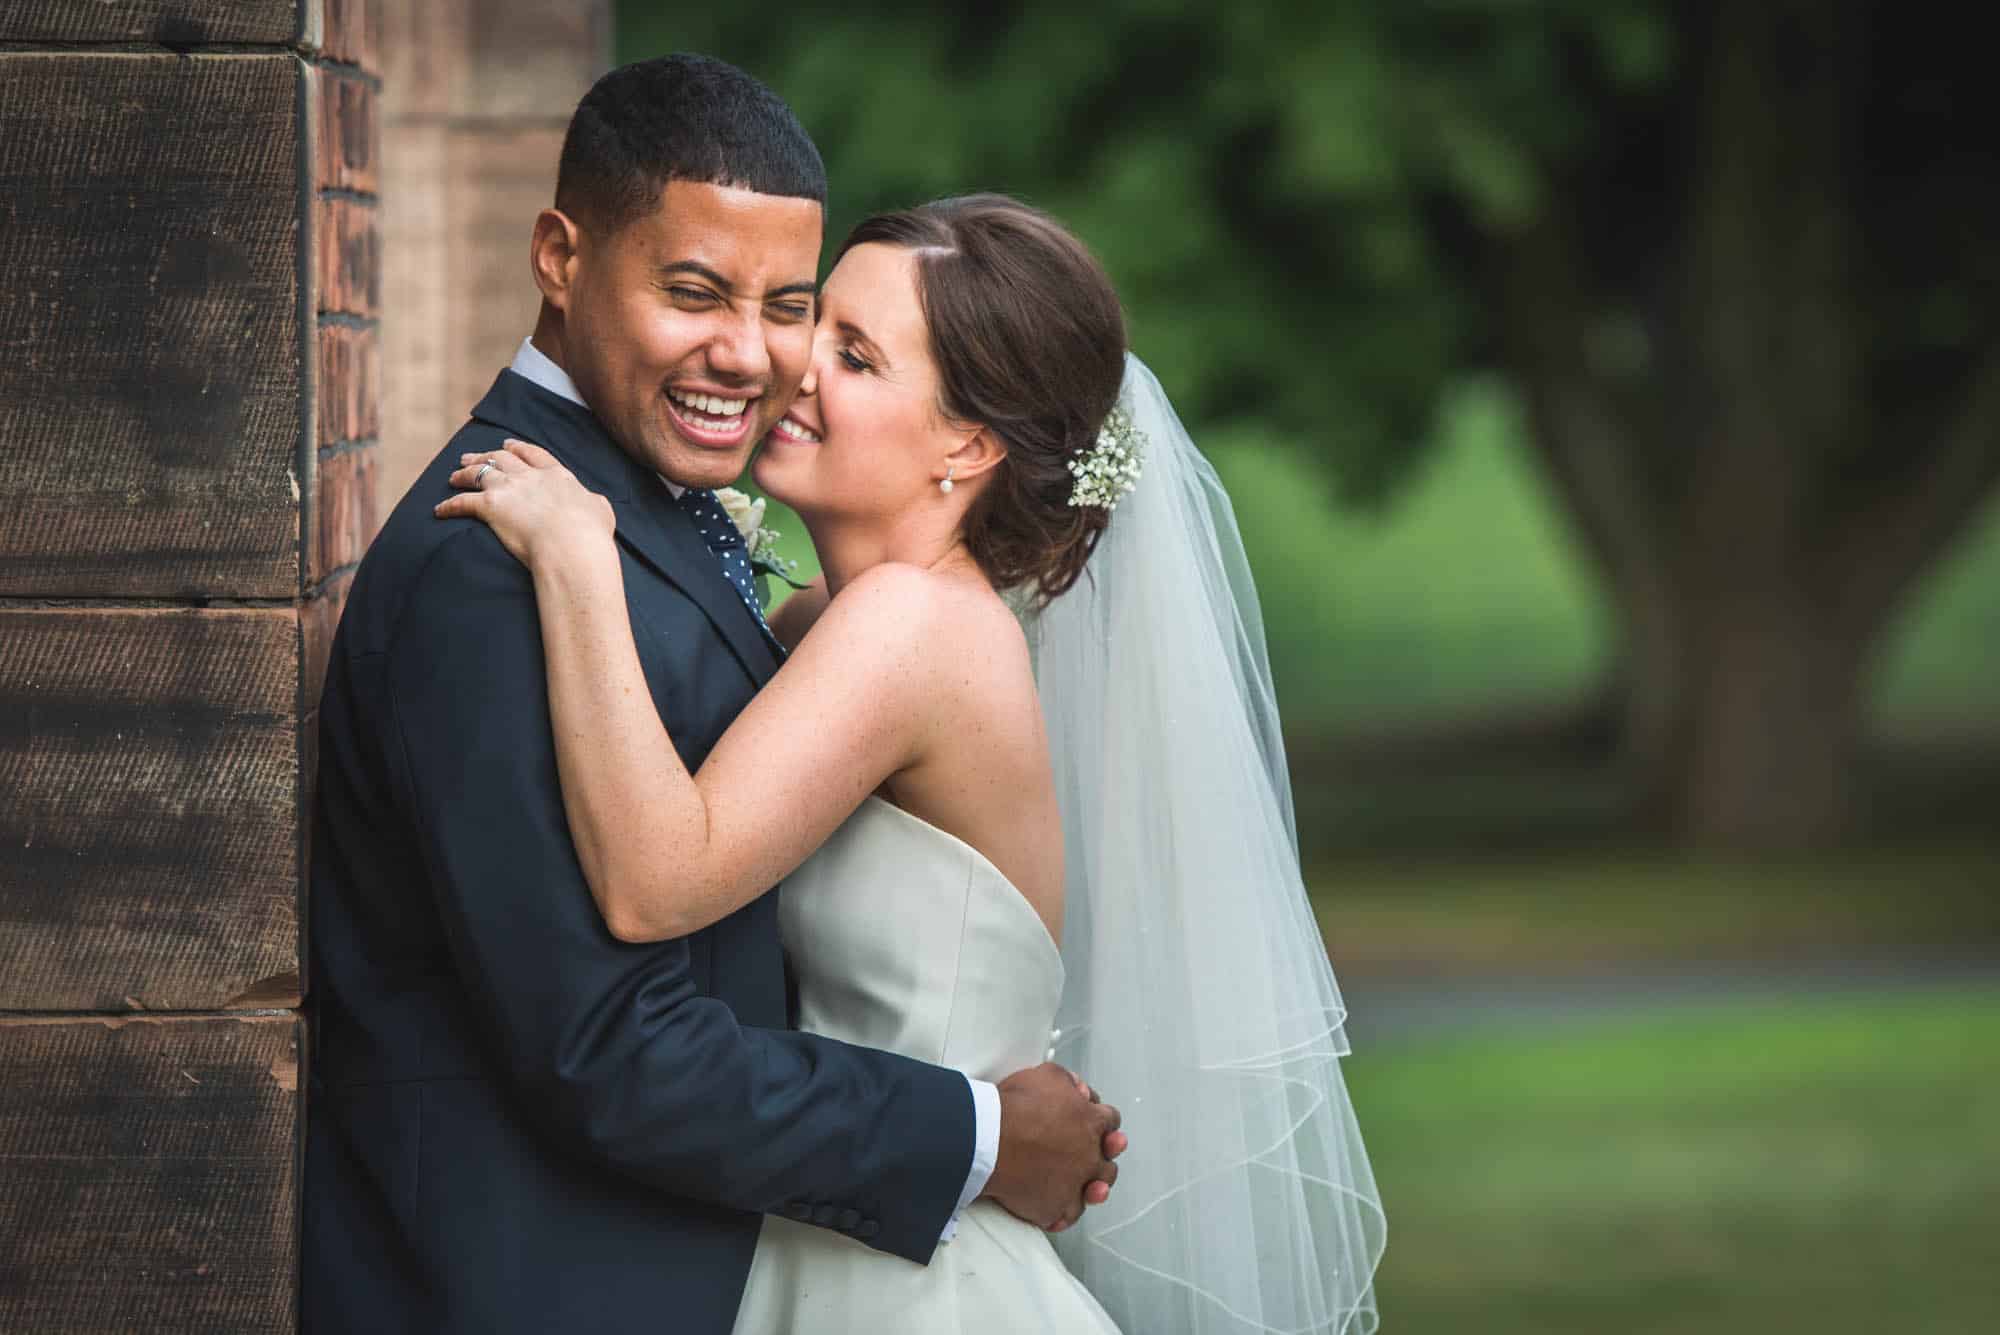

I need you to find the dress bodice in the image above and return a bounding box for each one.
[779,796,1064,1084]
[737,798,1121,1334]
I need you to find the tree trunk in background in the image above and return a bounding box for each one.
[1496,0,2000,849]
[1616,547,1870,848]
[1671,592,1865,846]
[1518,377,1884,848]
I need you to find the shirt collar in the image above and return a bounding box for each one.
[511,336,685,499]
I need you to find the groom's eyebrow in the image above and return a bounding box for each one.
[656,260,816,302]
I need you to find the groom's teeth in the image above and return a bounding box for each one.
[670,389,748,418]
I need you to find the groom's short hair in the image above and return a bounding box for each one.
[555,53,827,237]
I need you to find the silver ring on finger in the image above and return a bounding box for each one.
[475,461,496,487]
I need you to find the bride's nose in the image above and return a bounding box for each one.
[796,325,834,399]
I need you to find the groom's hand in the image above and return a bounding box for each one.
[986,1062,1126,1233]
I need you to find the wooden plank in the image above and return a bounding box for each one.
[0,608,299,1011]
[0,1015,299,1334]
[0,54,304,598]
[0,2,304,45]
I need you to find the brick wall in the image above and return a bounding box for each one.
[0,3,381,1329]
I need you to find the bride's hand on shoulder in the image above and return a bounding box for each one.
[436,439,614,569]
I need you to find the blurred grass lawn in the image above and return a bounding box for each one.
[1308,844,2000,977]
[1348,984,2000,1334]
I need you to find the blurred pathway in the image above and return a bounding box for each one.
[1343,951,2000,1044]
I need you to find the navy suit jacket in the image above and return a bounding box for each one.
[301,371,974,1334]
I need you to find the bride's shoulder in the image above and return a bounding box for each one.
[816,562,1021,657]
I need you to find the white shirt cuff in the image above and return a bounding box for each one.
[941,1075,1001,1243]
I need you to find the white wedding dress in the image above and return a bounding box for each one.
[730,795,1121,1334]
[736,356,1381,1333]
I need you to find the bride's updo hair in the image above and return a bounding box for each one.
[836,194,1127,603]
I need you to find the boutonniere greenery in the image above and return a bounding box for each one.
[715,486,809,607]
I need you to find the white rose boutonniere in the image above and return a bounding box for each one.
[713,486,806,606]
[714,486,765,542]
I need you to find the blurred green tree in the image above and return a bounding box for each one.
[620,0,2000,847]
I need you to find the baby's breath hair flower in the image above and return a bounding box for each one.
[1067,402,1145,511]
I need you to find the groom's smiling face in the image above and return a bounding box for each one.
[547,179,823,489]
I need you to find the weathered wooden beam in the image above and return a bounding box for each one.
[0,53,304,598]
[0,608,300,1011]
[0,1015,300,1334]
[0,0,381,61]
[0,8,382,1331]
[0,2,306,45]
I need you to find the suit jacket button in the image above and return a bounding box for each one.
[784,1202,810,1221]
[812,1204,838,1226]
[838,1208,860,1231]
[857,1219,880,1239]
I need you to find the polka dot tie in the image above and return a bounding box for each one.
[675,487,781,652]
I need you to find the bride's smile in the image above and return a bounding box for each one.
[752,242,989,538]
[737,244,1015,608]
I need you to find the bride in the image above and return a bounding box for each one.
[437,194,1384,1334]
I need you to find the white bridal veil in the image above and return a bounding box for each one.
[1031,356,1386,1334]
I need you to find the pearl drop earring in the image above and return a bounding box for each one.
[940,464,956,495]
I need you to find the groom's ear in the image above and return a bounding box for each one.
[946,427,1007,484]
[530,208,584,310]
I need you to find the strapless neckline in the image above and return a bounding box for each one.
[857,794,1065,977]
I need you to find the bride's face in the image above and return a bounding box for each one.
[752,243,969,524]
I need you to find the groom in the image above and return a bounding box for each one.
[301,54,1121,1334]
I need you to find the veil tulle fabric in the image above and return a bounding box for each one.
[1028,356,1385,1334]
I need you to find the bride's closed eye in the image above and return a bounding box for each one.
[837,346,873,374]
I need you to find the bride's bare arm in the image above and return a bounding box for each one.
[436,440,943,942]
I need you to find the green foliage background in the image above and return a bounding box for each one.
[617,3,2000,739]
[610,11,2000,1327]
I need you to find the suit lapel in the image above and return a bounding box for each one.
[613,486,782,687]
[468,369,782,688]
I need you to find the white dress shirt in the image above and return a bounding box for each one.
[506,337,1002,1242]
